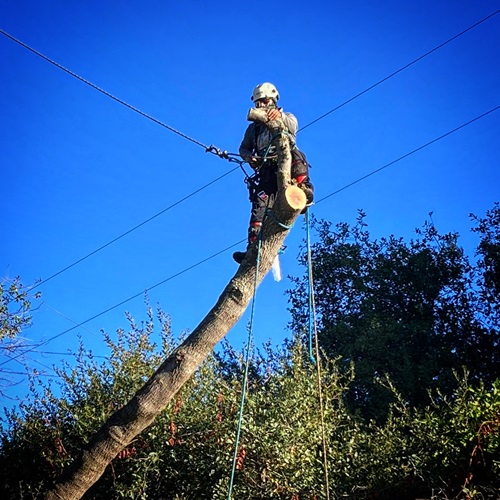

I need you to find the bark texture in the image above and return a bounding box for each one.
[46,123,298,499]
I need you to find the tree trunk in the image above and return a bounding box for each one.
[46,123,299,499]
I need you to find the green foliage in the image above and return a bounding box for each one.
[1,312,499,498]
[0,277,40,341]
[211,341,353,499]
[288,208,500,421]
[1,277,42,395]
[471,202,500,324]
[0,304,172,499]
[1,205,500,498]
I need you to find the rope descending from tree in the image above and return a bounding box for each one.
[227,235,263,499]
[306,209,316,364]
[228,133,325,498]
[227,211,330,499]
[305,209,331,500]
[227,137,277,497]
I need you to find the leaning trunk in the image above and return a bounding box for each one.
[46,123,299,499]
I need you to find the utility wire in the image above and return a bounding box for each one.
[0,238,246,368]
[2,12,497,291]
[35,300,101,338]
[2,104,497,369]
[28,166,239,292]
[315,105,500,204]
[1,16,498,367]
[0,28,209,150]
[298,9,500,132]
[0,27,243,165]
[31,350,107,358]
[1,349,58,375]
[1,369,60,378]
[2,11,497,140]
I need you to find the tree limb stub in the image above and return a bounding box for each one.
[46,123,299,500]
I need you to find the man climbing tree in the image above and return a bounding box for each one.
[45,94,306,500]
[233,82,314,264]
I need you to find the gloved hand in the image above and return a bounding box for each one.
[267,108,282,121]
[248,156,261,170]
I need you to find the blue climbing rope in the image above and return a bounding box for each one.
[305,209,331,499]
[227,237,263,499]
[227,129,298,498]
[265,208,293,230]
[305,209,316,364]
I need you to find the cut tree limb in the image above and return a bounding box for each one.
[46,122,301,500]
[285,185,307,210]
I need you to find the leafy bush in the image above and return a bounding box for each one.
[1,313,499,498]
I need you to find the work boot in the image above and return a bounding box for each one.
[302,182,314,206]
[233,251,246,264]
[233,228,260,264]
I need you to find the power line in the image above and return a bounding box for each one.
[1,369,60,378]
[315,105,500,204]
[2,12,497,292]
[298,9,500,132]
[1,349,58,375]
[1,13,497,359]
[32,350,106,359]
[0,238,246,368]
[2,11,497,140]
[0,29,209,151]
[35,300,101,338]
[2,103,497,369]
[29,166,239,291]
[0,27,245,166]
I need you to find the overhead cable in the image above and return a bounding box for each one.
[27,350,106,358]
[1,349,58,375]
[2,9,498,147]
[1,369,59,378]
[0,238,246,367]
[30,166,239,291]
[0,27,243,163]
[2,103,497,369]
[2,12,497,292]
[315,105,500,204]
[298,9,500,132]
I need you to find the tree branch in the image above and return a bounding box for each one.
[46,126,299,499]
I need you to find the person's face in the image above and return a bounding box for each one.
[255,98,274,108]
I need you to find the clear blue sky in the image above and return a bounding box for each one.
[1,1,499,405]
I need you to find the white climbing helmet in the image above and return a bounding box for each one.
[251,82,280,102]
